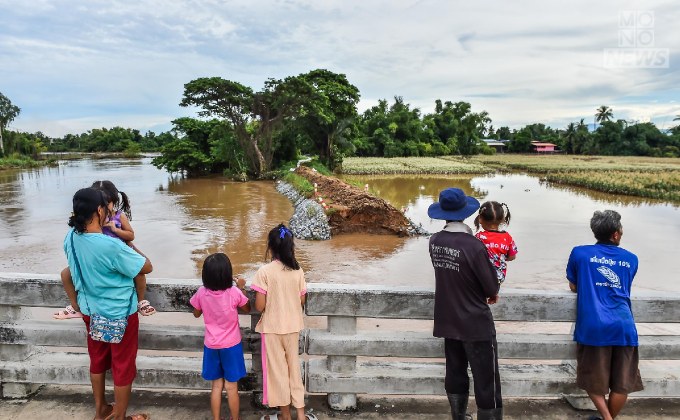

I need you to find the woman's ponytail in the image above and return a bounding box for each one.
[266,223,300,270]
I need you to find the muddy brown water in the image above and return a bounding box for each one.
[1,158,678,294]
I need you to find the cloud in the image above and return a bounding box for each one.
[0,0,679,136]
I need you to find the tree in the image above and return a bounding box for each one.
[180,76,312,177]
[152,118,239,176]
[496,126,513,141]
[354,97,426,157]
[592,120,624,155]
[422,100,490,156]
[562,123,577,154]
[595,105,613,124]
[573,119,591,154]
[0,92,21,156]
[294,69,360,169]
[507,128,532,153]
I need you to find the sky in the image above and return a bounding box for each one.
[1,0,679,137]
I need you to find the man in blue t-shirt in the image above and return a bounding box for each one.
[566,210,643,420]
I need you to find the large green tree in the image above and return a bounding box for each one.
[355,97,429,157]
[180,76,313,177]
[152,118,242,176]
[592,120,624,155]
[422,100,490,156]
[294,69,360,169]
[0,92,21,156]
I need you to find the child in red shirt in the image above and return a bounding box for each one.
[474,201,518,284]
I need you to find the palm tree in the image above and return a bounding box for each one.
[563,122,577,154]
[673,114,680,121]
[595,105,613,124]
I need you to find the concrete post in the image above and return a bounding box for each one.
[326,316,357,411]
[0,306,42,399]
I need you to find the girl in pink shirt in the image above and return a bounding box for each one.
[191,253,251,420]
[474,201,518,284]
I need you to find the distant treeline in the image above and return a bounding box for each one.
[2,71,680,177]
[0,127,177,159]
[150,70,680,178]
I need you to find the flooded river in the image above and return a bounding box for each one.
[1,158,678,293]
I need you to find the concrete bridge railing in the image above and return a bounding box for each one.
[1,273,679,410]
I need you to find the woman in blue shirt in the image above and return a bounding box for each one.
[60,188,153,420]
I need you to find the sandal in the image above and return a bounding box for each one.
[260,415,278,420]
[305,414,319,420]
[137,300,157,316]
[125,414,150,420]
[53,304,83,320]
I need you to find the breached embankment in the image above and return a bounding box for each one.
[278,166,426,240]
[276,180,332,240]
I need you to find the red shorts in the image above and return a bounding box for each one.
[82,312,139,386]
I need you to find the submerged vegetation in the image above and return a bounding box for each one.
[469,154,680,173]
[345,155,680,203]
[545,170,680,202]
[341,156,490,175]
[0,154,44,170]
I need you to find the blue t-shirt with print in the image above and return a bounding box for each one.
[64,229,146,319]
[566,243,639,346]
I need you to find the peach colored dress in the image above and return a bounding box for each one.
[251,260,306,407]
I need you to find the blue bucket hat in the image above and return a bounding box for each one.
[427,188,480,221]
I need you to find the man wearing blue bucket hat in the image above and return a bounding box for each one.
[428,188,503,420]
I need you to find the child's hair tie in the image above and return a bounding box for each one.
[279,226,291,239]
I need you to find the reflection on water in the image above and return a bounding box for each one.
[539,178,678,208]
[0,159,406,284]
[347,174,679,292]
[164,176,296,276]
[0,160,678,293]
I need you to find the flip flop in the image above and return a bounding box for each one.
[53,304,83,320]
[305,414,319,420]
[259,415,278,420]
[137,300,157,316]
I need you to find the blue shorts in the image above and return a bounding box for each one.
[202,343,247,382]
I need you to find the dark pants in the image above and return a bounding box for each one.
[444,337,502,410]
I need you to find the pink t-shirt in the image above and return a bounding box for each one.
[190,286,249,349]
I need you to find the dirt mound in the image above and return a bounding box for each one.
[295,166,412,236]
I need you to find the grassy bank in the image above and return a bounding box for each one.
[0,155,45,170]
[282,171,315,198]
[341,155,680,202]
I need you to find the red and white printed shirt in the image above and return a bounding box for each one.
[475,230,518,283]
